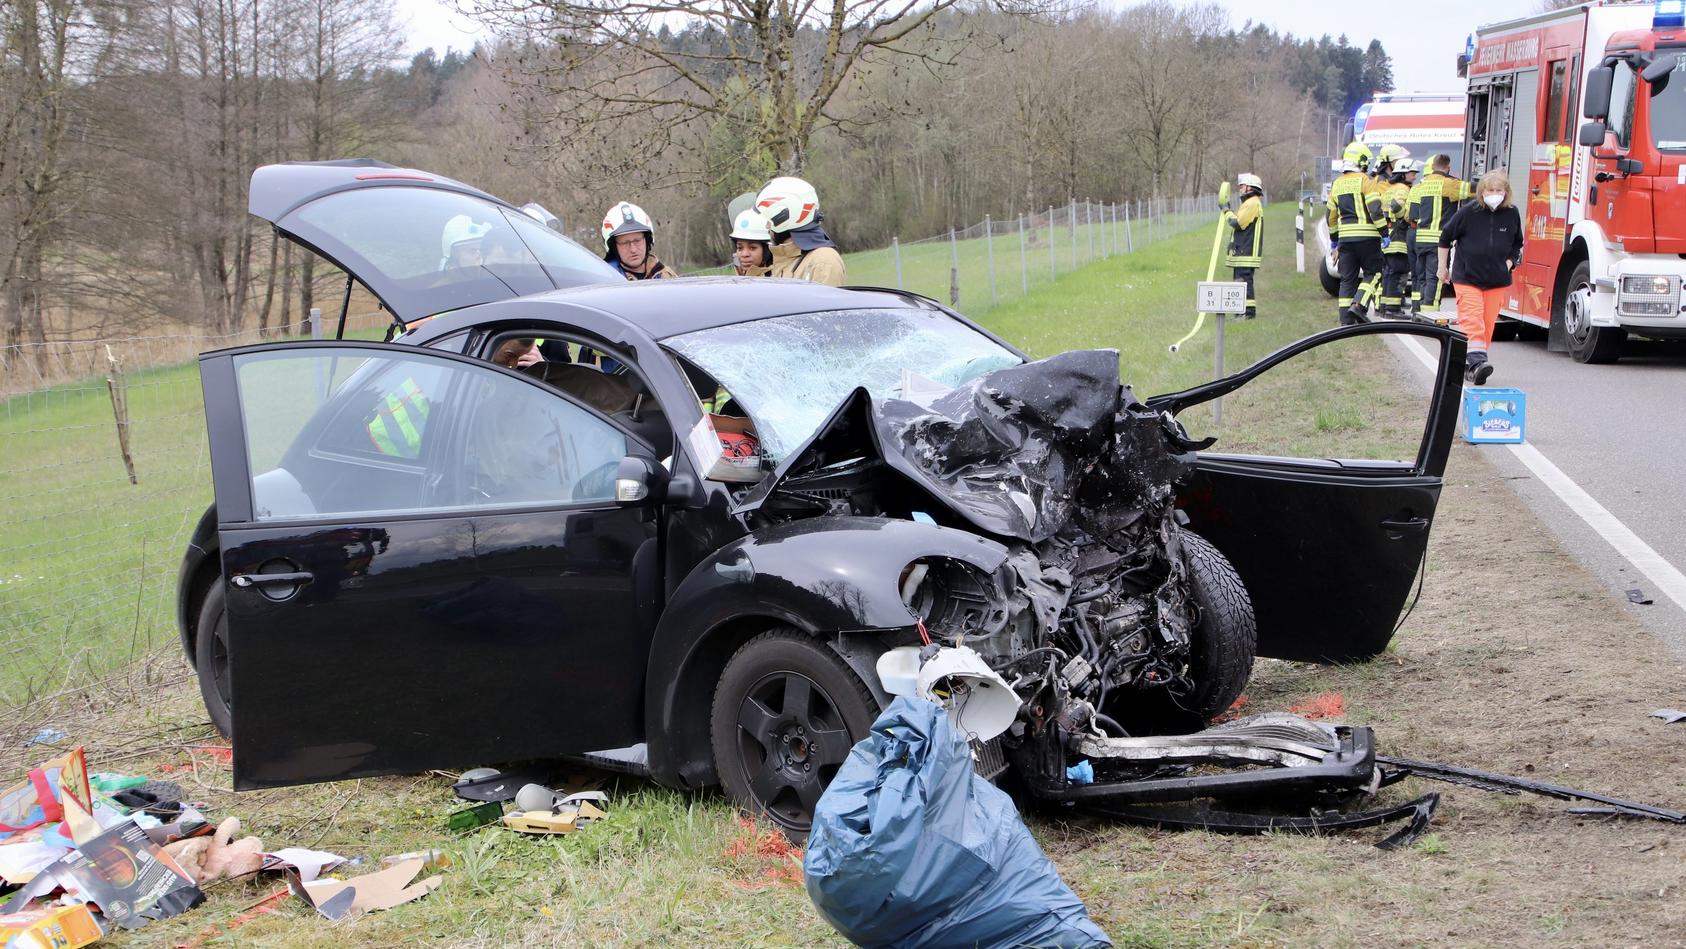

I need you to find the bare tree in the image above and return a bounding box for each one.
[472,0,1059,181]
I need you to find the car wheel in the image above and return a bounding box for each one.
[1317,256,1340,296]
[1176,529,1257,720]
[1562,260,1625,364]
[195,583,234,738]
[710,628,877,839]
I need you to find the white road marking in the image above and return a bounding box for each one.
[1395,334,1686,614]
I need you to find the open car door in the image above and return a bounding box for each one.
[199,342,660,789]
[1149,323,1465,663]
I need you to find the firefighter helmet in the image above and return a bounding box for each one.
[1342,141,1373,172]
[729,208,770,242]
[439,214,491,268]
[1376,144,1411,168]
[1236,173,1263,192]
[600,201,654,255]
[754,177,821,234]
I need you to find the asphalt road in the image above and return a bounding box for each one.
[1453,329,1686,659]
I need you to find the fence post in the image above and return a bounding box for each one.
[892,237,903,289]
[1123,203,1133,253]
[103,345,137,486]
[1018,213,1028,294]
[985,214,997,306]
[949,228,960,306]
[1048,205,1056,280]
[1068,199,1077,270]
[1086,201,1094,261]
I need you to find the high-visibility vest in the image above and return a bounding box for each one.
[1225,195,1264,267]
[1327,172,1382,241]
[367,377,430,458]
[1383,180,1412,253]
[1408,172,1469,245]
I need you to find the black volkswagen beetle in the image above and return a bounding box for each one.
[178,161,1466,834]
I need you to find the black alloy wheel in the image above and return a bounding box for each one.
[711,629,877,838]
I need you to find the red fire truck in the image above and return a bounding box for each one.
[1461,0,1686,363]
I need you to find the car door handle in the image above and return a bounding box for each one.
[1379,516,1429,535]
[231,571,314,587]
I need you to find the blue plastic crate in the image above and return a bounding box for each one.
[1463,386,1526,444]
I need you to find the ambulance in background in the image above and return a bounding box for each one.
[1461,0,1686,363]
[1313,94,1466,297]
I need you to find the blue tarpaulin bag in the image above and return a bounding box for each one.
[803,696,1112,949]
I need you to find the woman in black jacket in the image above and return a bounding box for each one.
[1437,170,1524,384]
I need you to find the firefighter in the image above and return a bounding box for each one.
[1354,144,1410,315]
[601,201,679,280]
[1379,159,1417,317]
[366,376,430,458]
[756,176,846,286]
[1326,142,1385,325]
[1223,173,1264,318]
[729,208,773,276]
[1408,153,1470,318]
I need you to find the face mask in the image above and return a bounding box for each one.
[1483,194,1504,209]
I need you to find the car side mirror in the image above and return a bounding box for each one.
[1578,121,1608,147]
[1583,63,1614,119]
[615,454,668,506]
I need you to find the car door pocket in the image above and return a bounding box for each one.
[1379,513,1430,540]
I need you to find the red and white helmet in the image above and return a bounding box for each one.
[600,201,654,253]
[754,177,820,234]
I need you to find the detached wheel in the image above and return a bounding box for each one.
[194,583,233,738]
[1177,529,1256,720]
[1562,260,1625,364]
[1317,256,1340,296]
[711,628,876,838]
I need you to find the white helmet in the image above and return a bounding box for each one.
[600,201,654,255]
[729,209,770,242]
[754,176,820,234]
[440,214,492,268]
[1236,173,1263,191]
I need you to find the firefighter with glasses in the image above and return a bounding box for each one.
[1223,173,1264,318]
[601,201,679,280]
[1408,153,1470,319]
[1326,142,1385,325]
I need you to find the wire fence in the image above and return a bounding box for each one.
[0,198,1209,705]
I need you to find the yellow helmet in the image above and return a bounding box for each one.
[1376,144,1411,169]
[1342,141,1373,172]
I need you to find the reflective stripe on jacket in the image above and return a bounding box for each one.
[367,377,430,458]
[1408,173,1469,245]
[1383,180,1412,253]
[1225,195,1263,267]
[1327,172,1382,241]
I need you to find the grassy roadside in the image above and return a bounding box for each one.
[4,210,1684,946]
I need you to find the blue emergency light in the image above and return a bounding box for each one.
[1657,0,1686,29]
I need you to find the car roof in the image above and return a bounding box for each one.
[419,277,938,342]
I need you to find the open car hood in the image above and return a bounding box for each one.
[248,159,621,325]
[735,349,1198,544]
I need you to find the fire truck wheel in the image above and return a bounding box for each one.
[1563,261,1625,364]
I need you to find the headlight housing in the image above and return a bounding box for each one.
[1617,275,1680,317]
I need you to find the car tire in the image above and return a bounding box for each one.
[1317,256,1340,297]
[1563,260,1625,364]
[195,583,234,738]
[1176,529,1256,721]
[710,628,877,840]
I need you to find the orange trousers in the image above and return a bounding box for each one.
[1453,283,1506,356]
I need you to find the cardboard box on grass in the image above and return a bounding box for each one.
[0,904,102,949]
[287,857,442,921]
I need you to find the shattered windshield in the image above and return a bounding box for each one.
[665,308,1022,460]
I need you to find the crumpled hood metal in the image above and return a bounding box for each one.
[736,349,1196,544]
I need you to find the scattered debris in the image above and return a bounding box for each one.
[452,766,552,803]
[501,790,607,835]
[1627,588,1653,605]
[1087,793,1442,851]
[1650,709,1686,725]
[0,903,102,948]
[163,817,263,884]
[179,887,290,948]
[22,728,67,748]
[260,847,347,882]
[724,817,804,890]
[1288,692,1346,720]
[287,856,442,921]
[445,801,503,832]
[1376,756,1686,824]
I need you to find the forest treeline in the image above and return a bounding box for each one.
[1,0,1392,351]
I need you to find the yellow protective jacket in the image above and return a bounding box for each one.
[1224,194,1263,268]
[1327,171,1383,241]
[1407,172,1470,246]
[1383,180,1412,254]
[770,242,846,286]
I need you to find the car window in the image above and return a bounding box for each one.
[664,308,1022,461]
[233,346,627,521]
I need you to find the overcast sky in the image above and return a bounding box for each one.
[395,0,1547,93]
